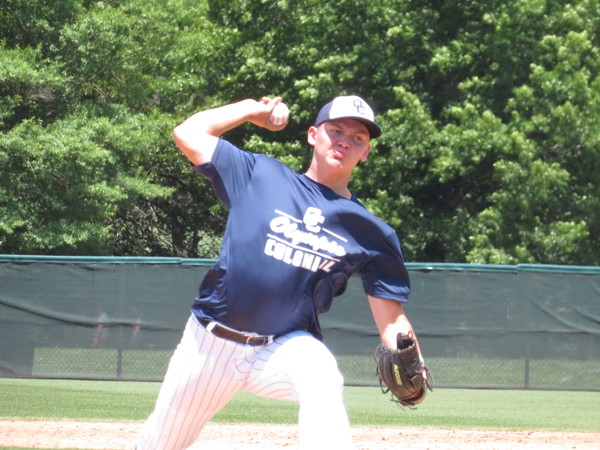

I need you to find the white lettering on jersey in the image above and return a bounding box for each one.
[264,208,348,273]
[264,238,324,271]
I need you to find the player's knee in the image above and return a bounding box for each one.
[281,333,345,394]
[310,346,344,390]
[322,365,345,391]
[297,361,345,400]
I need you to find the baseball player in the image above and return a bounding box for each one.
[135,95,426,449]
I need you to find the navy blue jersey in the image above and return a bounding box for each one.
[191,139,410,339]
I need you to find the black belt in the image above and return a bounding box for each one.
[198,318,274,347]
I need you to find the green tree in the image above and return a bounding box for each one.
[0,0,598,264]
[0,0,228,256]
[0,109,173,254]
[362,0,600,264]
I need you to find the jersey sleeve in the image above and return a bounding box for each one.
[191,139,257,209]
[360,230,411,302]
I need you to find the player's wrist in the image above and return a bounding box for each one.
[243,100,271,128]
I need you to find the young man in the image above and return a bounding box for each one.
[136,95,425,449]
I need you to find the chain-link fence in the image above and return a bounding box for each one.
[1,256,599,391]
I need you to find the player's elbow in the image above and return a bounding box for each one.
[172,124,216,166]
[172,122,188,145]
[172,125,188,155]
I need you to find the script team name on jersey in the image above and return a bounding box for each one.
[264,207,347,273]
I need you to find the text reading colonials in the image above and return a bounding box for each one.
[264,208,348,273]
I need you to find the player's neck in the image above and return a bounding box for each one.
[304,168,352,199]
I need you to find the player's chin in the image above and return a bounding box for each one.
[326,154,346,167]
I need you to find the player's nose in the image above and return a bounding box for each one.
[336,134,351,148]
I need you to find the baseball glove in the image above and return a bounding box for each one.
[375,332,433,407]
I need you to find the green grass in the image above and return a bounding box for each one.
[1,378,599,433]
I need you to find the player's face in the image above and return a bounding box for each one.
[308,119,371,172]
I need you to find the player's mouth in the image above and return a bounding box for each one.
[331,148,346,161]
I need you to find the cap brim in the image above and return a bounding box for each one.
[355,118,382,139]
[316,116,382,139]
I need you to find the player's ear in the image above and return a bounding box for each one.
[360,145,371,162]
[307,126,318,146]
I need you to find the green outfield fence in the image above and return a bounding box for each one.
[1,255,599,391]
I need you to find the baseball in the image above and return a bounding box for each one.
[269,102,289,126]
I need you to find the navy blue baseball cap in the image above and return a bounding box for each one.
[314,95,382,139]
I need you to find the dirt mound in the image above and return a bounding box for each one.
[1,420,599,449]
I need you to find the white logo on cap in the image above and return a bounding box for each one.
[353,98,366,116]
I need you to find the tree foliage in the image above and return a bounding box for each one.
[0,0,598,264]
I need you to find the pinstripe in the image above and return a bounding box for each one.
[137,318,350,449]
[166,325,224,448]
[138,316,245,449]
[243,330,337,400]
[170,329,240,449]
[163,319,219,447]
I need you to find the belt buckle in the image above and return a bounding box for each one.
[246,334,273,346]
[205,321,218,334]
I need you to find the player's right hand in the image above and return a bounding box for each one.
[252,97,289,131]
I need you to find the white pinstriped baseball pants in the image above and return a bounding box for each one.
[136,315,353,450]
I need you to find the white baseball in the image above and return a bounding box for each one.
[270,102,289,126]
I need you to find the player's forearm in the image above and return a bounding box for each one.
[368,296,423,354]
[180,99,264,137]
[173,98,284,165]
[381,314,419,351]
[172,100,258,165]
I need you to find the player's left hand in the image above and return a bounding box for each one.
[375,332,433,407]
